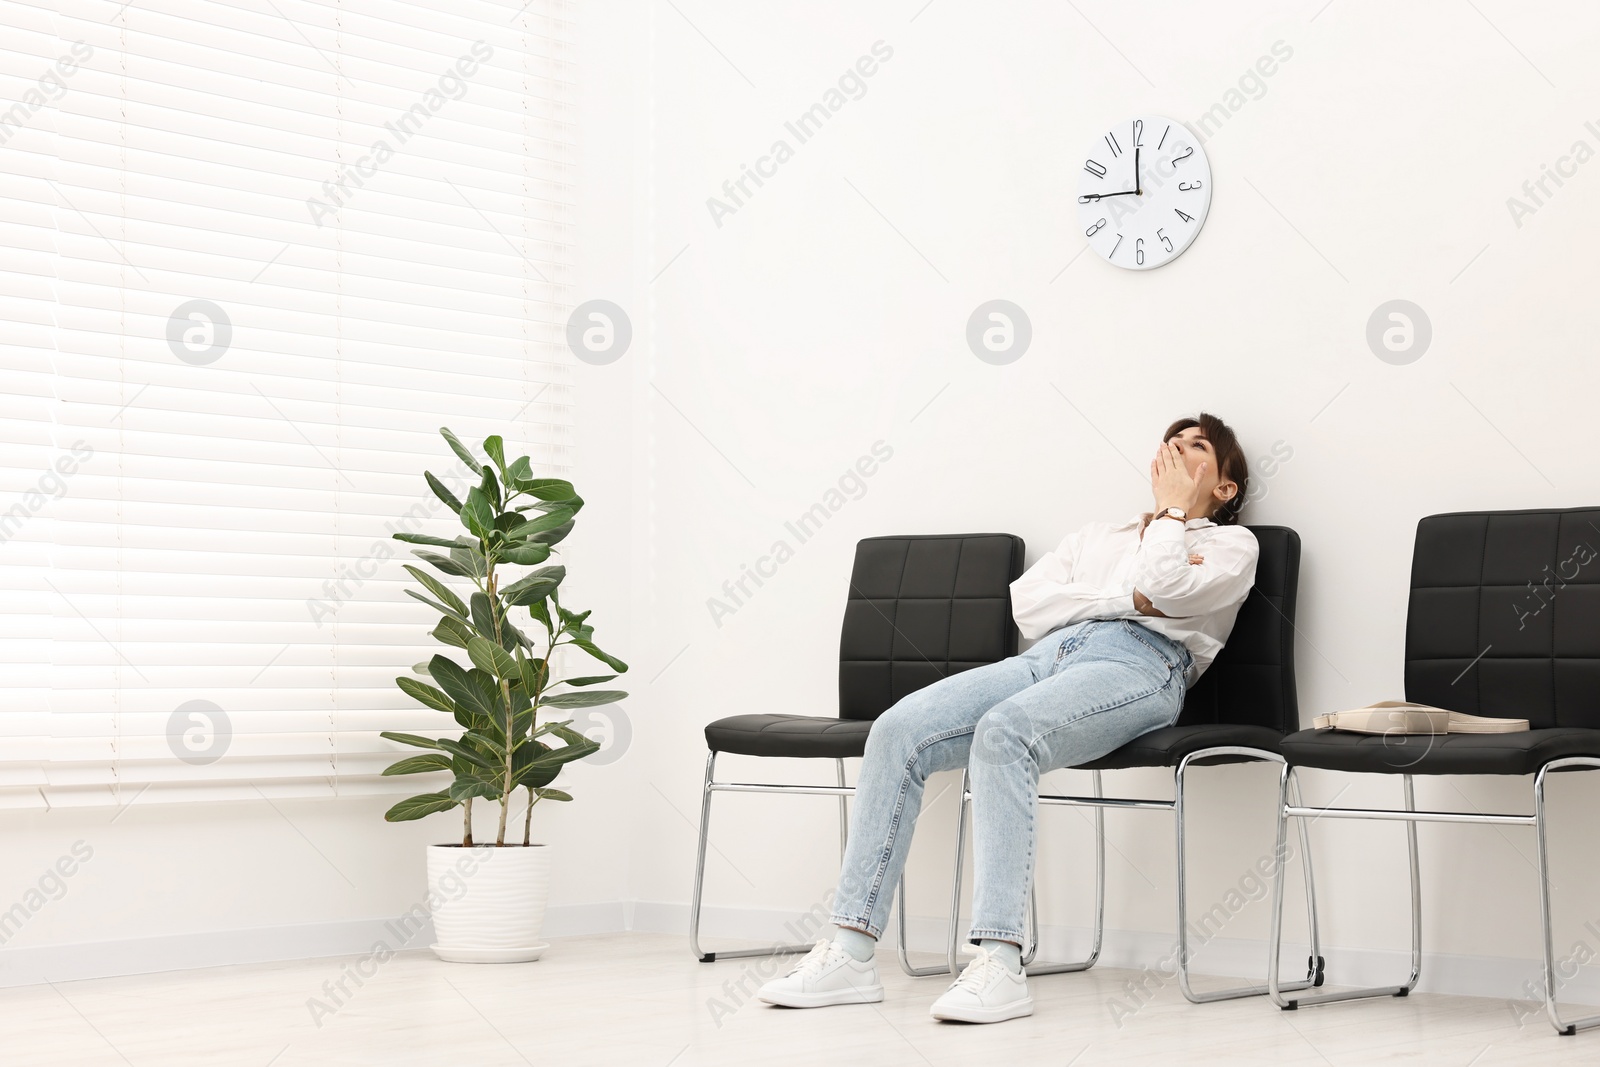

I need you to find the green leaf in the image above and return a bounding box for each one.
[502,566,565,600]
[392,532,461,549]
[460,487,494,540]
[467,636,517,679]
[572,638,628,673]
[405,588,468,623]
[396,677,456,714]
[540,690,627,708]
[469,592,497,638]
[516,763,561,791]
[535,788,573,802]
[530,520,574,547]
[480,464,502,512]
[379,731,448,752]
[518,657,546,694]
[500,618,531,652]
[525,739,601,771]
[382,753,453,776]
[425,471,462,514]
[449,777,500,803]
[435,737,496,770]
[520,479,579,502]
[506,508,574,539]
[482,435,506,472]
[384,791,458,822]
[560,675,617,687]
[429,656,501,721]
[544,722,592,747]
[499,542,552,566]
[450,542,486,580]
[403,565,468,618]
[414,550,472,578]
[531,717,574,739]
[439,427,483,475]
[525,598,552,632]
[431,615,474,650]
[505,456,532,484]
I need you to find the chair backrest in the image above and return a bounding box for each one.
[838,533,1025,722]
[1173,524,1302,735]
[1406,507,1600,730]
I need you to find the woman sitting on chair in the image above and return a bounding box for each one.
[757,411,1259,1025]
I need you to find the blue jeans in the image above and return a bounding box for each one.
[828,617,1193,946]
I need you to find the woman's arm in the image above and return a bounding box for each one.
[1010,526,1137,639]
[1130,523,1258,619]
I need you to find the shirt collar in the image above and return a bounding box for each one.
[1123,510,1217,531]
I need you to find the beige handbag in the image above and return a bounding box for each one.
[1311,699,1529,735]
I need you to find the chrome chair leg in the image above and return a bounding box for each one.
[1535,757,1600,1036]
[690,750,835,963]
[945,768,1106,977]
[836,758,849,865]
[944,767,974,976]
[1269,767,1420,1008]
[1020,769,1105,976]
[1174,752,1322,1003]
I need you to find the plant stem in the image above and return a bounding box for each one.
[523,787,535,846]
[462,795,474,847]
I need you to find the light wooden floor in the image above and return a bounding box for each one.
[1,931,1596,1065]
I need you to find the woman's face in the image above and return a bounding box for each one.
[1167,427,1236,515]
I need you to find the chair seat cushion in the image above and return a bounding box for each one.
[1077,725,1286,770]
[1279,727,1600,776]
[704,714,873,759]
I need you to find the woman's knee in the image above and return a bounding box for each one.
[971,700,1038,768]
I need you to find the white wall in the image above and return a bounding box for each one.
[8,0,1600,1014]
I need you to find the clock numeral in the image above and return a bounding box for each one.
[1132,119,1143,147]
[1086,217,1107,237]
[1171,145,1194,165]
[1084,159,1107,179]
[1135,237,1145,265]
[1178,180,1202,191]
[1174,208,1194,223]
[1157,227,1173,253]
[1158,124,1171,149]
[1105,131,1121,157]
[1109,234,1123,258]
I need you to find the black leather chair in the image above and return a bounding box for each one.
[1265,507,1600,1036]
[940,525,1326,1000]
[690,532,1026,970]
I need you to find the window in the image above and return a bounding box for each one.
[0,0,574,808]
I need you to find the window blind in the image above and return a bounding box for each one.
[0,0,575,809]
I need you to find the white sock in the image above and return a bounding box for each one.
[979,938,1023,974]
[832,924,876,962]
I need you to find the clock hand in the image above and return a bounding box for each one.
[1135,146,1141,195]
[1078,191,1138,202]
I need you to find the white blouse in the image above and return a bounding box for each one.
[1009,512,1260,687]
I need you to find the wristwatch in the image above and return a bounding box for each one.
[1155,506,1186,523]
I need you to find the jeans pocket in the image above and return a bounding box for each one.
[1120,619,1182,676]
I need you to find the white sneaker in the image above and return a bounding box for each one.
[756,938,885,1008]
[928,943,1033,1023]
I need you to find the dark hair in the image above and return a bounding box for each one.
[1160,412,1248,526]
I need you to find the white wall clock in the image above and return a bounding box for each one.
[1077,115,1211,270]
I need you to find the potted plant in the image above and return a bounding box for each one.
[380,427,628,963]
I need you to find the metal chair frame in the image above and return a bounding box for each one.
[1265,757,1600,1036]
[936,746,1325,1000]
[690,750,940,970]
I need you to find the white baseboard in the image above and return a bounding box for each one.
[5,895,1596,1026]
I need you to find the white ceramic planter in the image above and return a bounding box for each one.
[426,843,552,963]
